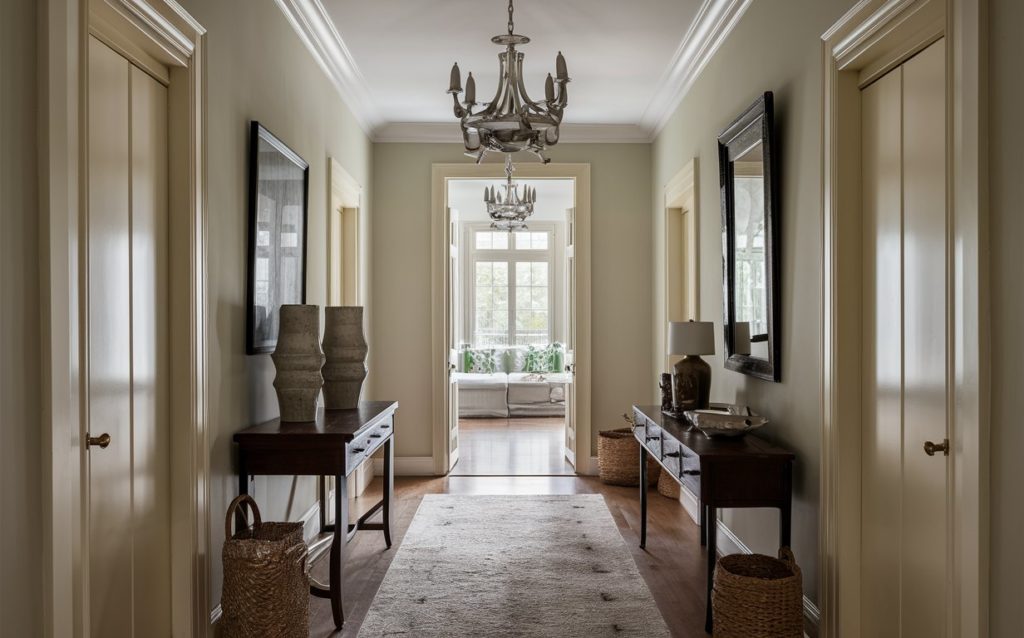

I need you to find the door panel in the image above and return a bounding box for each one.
[899,39,948,637]
[129,64,171,634]
[563,207,576,467]
[859,38,948,638]
[87,36,171,637]
[448,208,460,470]
[88,36,133,638]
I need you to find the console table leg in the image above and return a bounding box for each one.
[383,437,394,548]
[700,503,708,547]
[705,506,717,634]
[318,476,327,534]
[235,454,249,533]
[330,472,348,629]
[639,445,648,549]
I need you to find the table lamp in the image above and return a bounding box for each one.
[667,320,715,414]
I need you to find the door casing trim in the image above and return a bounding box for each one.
[430,163,592,475]
[819,0,988,636]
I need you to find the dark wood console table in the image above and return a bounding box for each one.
[233,400,398,630]
[631,405,794,634]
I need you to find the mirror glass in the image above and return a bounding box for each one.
[730,141,768,358]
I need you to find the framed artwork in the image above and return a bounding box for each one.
[246,121,310,354]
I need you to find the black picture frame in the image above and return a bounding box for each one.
[718,91,781,382]
[246,121,310,355]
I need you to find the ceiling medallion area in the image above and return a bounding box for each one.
[447,0,570,165]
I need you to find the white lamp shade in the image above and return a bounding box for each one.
[732,321,752,355]
[667,321,715,356]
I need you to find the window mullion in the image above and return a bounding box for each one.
[508,257,516,345]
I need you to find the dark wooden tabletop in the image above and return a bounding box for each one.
[233,401,399,447]
[635,405,794,459]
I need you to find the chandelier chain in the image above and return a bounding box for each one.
[507,0,514,36]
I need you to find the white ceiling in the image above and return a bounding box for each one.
[277,0,753,140]
[448,178,575,222]
[323,0,703,126]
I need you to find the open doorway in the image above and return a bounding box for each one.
[446,177,576,476]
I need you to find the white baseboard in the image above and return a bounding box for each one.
[371,455,436,476]
[299,491,328,543]
[564,445,576,467]
[586,456,601,476]
[676,484,819,636]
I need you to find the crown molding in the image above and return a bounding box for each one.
[276,0,751,143]
[641,0,753,136]
[374,122,652,144]
[273,0,380,135]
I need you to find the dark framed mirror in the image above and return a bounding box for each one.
[245,121,310,355]
[718,91,780,381]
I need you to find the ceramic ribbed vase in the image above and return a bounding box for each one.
[271,305,325,422]
[322,306,368,410]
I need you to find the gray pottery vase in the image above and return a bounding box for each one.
[322,306,368,409]
[271,304,325,422]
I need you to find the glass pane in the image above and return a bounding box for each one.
[532,262,548,285]
[475,231,509,251]
[474,260,510,347]
[514,231,549,250]
[515,262,531,286]
[531,286,547,307]
[493,262,508,285]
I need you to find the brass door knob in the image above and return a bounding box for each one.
[923,438,949,456]
[87,433,111,449]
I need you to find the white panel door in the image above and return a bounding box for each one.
[563,207,577,468]
[447,208,460,470]
[87,36,171,637]
[860,38,948,638]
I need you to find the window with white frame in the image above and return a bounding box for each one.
[465,225,558,347]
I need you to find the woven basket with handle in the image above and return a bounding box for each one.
[221,494,309,638]
[712,547,803,637]
[597,427,660,486]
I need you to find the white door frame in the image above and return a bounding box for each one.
[327,157,363,306]
[430,163,592,475]
[662,158,700,371]
[41,1,209,636]
[819,1,987,636]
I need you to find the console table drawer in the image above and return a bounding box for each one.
[661,438,682,477]
[641,417,663,458]
[347,416,393,473]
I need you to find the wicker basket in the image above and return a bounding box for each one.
[657,470,680,499]
[712,547,803,638]
[597,427,660,486]
[222,495,309,638]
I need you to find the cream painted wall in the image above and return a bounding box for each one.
[988,0,1023,633]
[370,143,652,458]
[0,0,42,634]
[651,0,860,605]
[174,0,374,611]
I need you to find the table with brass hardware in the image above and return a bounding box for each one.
[233,400,398,630]
[631,405,794,634]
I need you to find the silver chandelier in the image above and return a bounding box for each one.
[486,155,536,231]
[447,0,570,164]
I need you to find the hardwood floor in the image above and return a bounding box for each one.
[309,475,709,637]
[450,417,575,476]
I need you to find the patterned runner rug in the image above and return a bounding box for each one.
[358,494,671,637]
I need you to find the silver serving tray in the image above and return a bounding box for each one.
[685,405,769,438]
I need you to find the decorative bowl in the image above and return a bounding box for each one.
[684,405,768,438]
